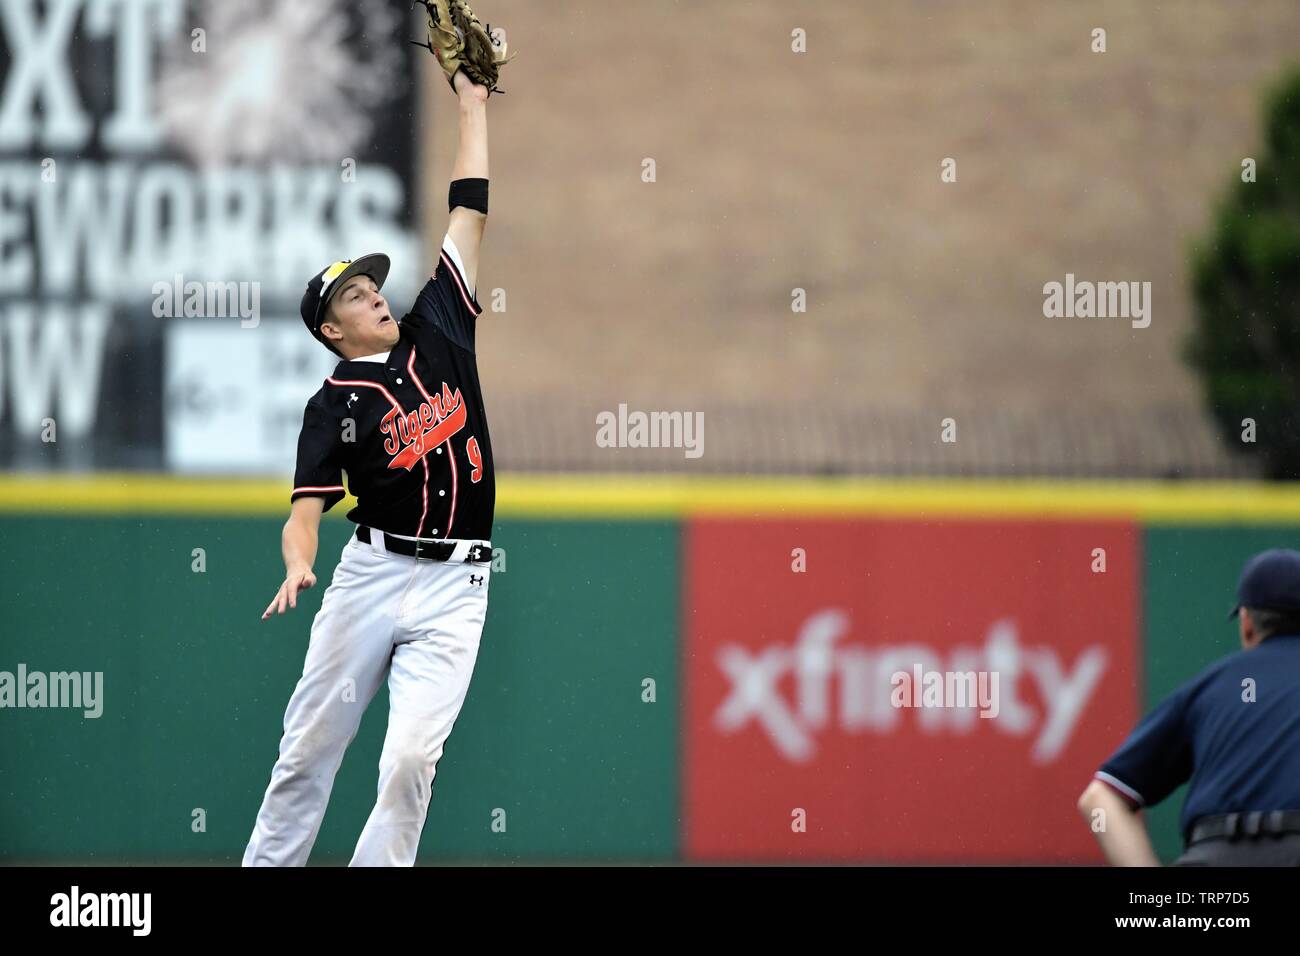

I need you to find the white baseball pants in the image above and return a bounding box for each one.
[243,528,491,867]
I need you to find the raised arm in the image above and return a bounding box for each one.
[446,71,489,292]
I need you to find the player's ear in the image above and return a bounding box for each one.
[320,307,344,346]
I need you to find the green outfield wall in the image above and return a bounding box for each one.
[0,513,680,863]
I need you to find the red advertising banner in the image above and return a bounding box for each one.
[682,517,1140,863]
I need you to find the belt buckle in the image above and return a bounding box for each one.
[412,539,433,561]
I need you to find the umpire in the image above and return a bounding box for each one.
[1077,548,1300,865]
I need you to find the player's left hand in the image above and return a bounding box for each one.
[413,0,513,97]
[454,69,489,104]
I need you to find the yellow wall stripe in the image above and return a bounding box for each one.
[1,473,1300,523]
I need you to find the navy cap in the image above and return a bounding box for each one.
[299,253,391,353]
[1228,548,1300,620]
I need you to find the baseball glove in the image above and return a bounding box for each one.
[413,0,513,95]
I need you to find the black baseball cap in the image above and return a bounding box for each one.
[299,254,391,352]
[1228,548,1300,620]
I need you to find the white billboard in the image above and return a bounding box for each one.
[164,320,336,474]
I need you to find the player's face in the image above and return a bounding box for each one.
[326,275,400,354]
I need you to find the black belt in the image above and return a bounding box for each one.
[1188,810,1300,845]
[355,526,491,563]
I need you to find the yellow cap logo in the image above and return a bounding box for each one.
[319,260,351,298]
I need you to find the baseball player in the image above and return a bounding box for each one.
[1076,548,1300,866]
[243,2,511,867]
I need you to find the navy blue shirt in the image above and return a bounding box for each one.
[1096,633,1300,843]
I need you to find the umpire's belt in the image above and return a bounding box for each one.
[355,525,491,563]
[1188,810,1300,845]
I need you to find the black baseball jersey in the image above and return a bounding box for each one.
[291,237,495,541]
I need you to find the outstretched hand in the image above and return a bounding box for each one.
[262,567,318,620]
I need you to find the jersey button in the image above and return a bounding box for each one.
[396,377,404,384]
[439,490,446,496]
[436,447,443,454]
